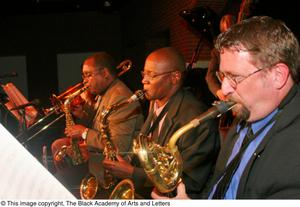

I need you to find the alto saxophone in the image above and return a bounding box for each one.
[80,90,145,199]
[133,101,236,193]
[54,85,89,165]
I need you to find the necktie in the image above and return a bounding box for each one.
[151,112,160,140]
[212,124,254,199]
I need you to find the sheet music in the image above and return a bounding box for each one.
[0,124,75,199]
[2,82,38,127]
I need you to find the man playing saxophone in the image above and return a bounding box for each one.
[103,47,220,198]
[51,52,144,198]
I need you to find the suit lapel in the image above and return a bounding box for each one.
[157,90,183,146]
[140,102,154,135]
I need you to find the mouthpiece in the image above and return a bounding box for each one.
[128,90,145,103]
[213,101,236,115]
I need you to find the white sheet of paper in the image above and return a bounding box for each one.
[0,124,75,199]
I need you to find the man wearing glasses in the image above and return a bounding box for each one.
[103,47,220,198]
[153,16,300,199]
[51,52,144,198]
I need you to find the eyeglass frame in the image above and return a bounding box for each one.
[215,67,266,88]
[81,68,103,79]
[141,70,177,80]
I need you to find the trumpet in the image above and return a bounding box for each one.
[133,101,236,194]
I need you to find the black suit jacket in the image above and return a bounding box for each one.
[208,84,300,199]
[132,88,220,198]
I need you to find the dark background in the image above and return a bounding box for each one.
[0,0,298,105]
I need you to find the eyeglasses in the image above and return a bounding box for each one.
[141,70,176,80]
[216,68,264,88]
[82,71,101,79]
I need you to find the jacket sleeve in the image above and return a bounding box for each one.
[177,118,220,198]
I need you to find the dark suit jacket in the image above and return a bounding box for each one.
[132,88,220,198]
[207,84,300,199]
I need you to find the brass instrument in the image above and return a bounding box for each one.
[49,59,132,111]
[133,101,236,194]
[50,82,85,112]
[52,59,133,167]
[109,179,135,199]
[80,90,145,199]
[117,59,132,77]
[53,86,89,165]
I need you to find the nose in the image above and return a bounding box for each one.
[221,78,235,97]
[141,76,150,84]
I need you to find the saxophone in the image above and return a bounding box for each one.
[133,101,236,193]
[54,85,89,165]
[80,90,145,199]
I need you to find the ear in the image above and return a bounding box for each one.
[101,67,110,79]
[170,71,181,84]
[272,63,290,89]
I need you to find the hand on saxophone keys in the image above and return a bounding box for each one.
[102,155,134,179]
[151,182,190,199]
[64,124,87,139]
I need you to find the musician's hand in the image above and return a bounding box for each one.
[71,104,85,119]
[65,124,86,139]
[151,182,190,199]
[102,155,134,179]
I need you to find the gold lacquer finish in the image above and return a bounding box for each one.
[133,101,236,194]
[109,179,135,199]
[80,175,99,199]
[80,90,145,199]
[53,86,89,166]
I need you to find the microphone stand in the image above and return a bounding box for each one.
[17,107,28,147]
[186,35,204,71]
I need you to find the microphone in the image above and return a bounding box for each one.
[0,72,18,79]
[10,99,40,111]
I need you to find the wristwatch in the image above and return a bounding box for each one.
[81,128,89,140]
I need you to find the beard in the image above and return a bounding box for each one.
[227,94,250,121]
[232,103,250,121]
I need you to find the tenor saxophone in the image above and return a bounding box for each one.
[80,90,145,199]
[133,101,236,193]
[54,85,89,165]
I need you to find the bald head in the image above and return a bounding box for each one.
[146,47,186,73]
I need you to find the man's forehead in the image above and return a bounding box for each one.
[82,64,95,71]
[220,48,252,70]
[144,59,169,73]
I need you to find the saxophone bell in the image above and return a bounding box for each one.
[134,101,236,194]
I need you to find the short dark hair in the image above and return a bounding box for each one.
[86,52,117,75]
